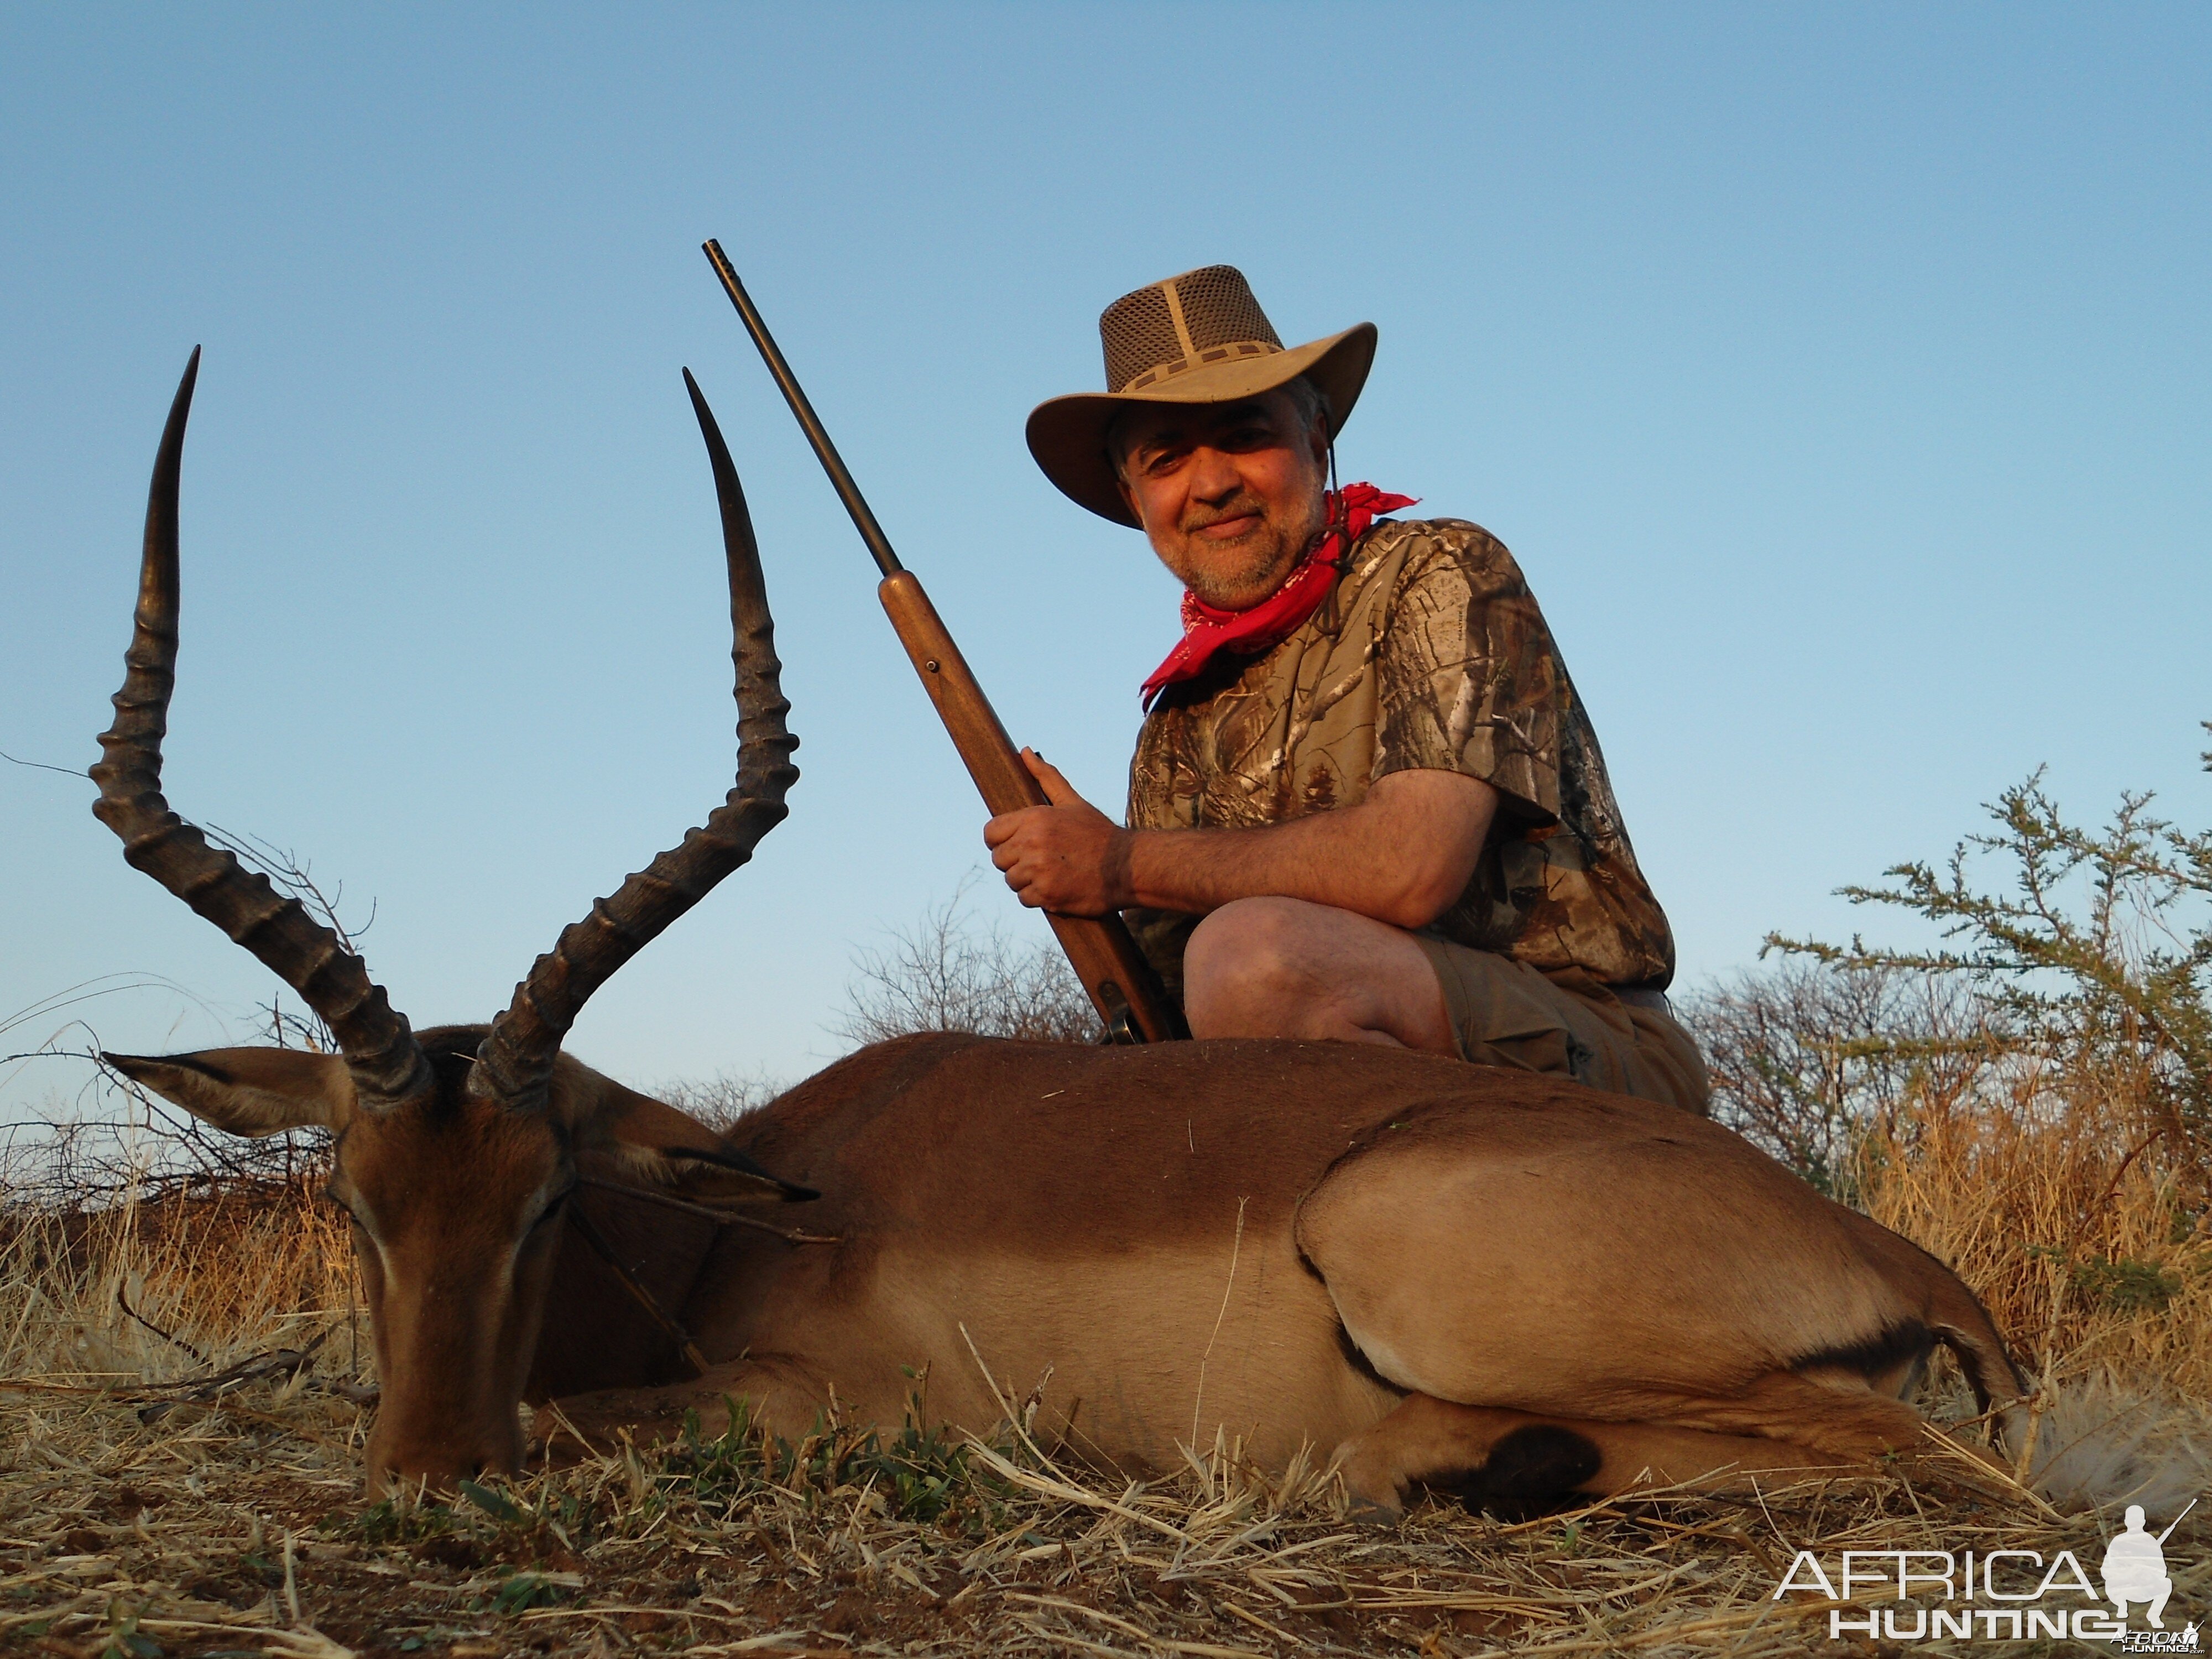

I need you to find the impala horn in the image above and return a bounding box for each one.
[468,370,799,1112]
[92,349,435,1109]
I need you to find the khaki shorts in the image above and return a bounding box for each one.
[1412,934,1710,1116]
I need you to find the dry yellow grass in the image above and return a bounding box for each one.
[3,1060,2208,1657]
[1849,1047,2212,1515]
[1,1178,362,1390]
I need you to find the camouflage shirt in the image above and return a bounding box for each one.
[1124,517,1676,1001]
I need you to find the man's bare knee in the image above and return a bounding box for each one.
[1185,899,1317,1036]
[1182,899,1455,1051]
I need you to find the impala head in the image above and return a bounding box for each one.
[91,351,801,1491]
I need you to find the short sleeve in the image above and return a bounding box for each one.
[1372,525,1566,822]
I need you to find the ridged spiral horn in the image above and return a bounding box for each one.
[468,371,799,1111]
[91,350,434,1109]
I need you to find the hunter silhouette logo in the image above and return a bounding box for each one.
[1771,1497,2199,1646]
[2104,1503,2187,1630]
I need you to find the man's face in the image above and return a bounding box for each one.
[1112,389,1328,610]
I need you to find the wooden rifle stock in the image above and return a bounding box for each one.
[876,571,1184,1043]
[702,239,1186,1045]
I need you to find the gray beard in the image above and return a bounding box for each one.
[1182,546,1297,608]
[1171,505,1327,610]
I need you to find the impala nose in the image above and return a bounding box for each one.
[367,1426,524,1496]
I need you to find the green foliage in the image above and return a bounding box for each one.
[2071,1254,2184,1314]
[99,1600,160,1659]
[656,1393,1008,1532]
[847,1413,984,1525]
[457,1479,524,1524]
[346,1496,458,1547]
[653,1397,767,1509]
[2025,1240,2187,1317]
[342,1477,589,1564]
[491,1572,570,1614]
[1765,750,2212,1184]
[329,1397,1016,1582]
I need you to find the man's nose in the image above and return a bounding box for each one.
[1187,445,1243,503]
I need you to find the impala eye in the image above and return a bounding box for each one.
[528,1187,574,1233]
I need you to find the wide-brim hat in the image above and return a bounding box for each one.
[1027,265,1377,527]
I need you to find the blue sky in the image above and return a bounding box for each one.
[3,4,2206,1108]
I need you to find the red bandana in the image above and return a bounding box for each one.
[1139,483,1417,709]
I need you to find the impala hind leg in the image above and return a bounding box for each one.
[1333,1395,1865,1522]
[1630,1368,1935,1459]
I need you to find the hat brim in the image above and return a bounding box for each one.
[1025,322,1377,527]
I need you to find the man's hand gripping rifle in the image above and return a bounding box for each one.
[703,240,1185,1045]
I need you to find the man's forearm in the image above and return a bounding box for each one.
[985,755,1496,926]
[1121,815,1394,919]
[1119,771,1497,930]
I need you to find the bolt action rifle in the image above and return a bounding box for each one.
[703,241,1186,1045]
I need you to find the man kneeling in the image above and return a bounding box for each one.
[989,265,1706,1114]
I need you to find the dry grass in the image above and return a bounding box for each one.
[1,1178,362,1386]
[1861,1066,2210,1387]
[3,1120,2208,1659]
[1840,1045,2212,1517]
[6,908,2209,1657]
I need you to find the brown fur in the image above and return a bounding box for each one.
[114,1027,2031,1510]
[92,357,2028,1512]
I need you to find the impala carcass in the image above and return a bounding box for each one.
[93,353,2031,1514]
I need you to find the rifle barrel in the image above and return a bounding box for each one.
[2154,1496,2196,1543]
[700,240,1187,1045]
[702,239,902,578]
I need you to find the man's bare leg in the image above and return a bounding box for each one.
[1182,896,1456,1052]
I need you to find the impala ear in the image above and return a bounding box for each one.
[658,1141,818,1201]
[102,1047,355,1138]
[557,1069,814,1201]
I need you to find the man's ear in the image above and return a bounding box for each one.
[102,1048,354,1138]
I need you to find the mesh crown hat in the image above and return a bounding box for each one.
[1026,265,1378,527]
